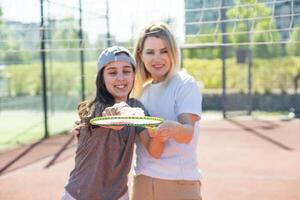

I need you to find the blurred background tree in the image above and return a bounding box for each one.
[287,28,300,56]
[227,0,281,58]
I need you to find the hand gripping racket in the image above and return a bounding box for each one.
[90,116,164,129]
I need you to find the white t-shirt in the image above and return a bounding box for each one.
[134,71,203,180]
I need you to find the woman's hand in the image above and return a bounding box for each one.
[154,121,181,141]
[71,120,85,141]
[139,128,168,159]
[154,113,200,144]
[148,123,175,142]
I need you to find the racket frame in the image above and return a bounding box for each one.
[89,116,163,128]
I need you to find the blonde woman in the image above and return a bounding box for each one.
[131,22,203,200]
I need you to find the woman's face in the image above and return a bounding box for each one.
[103,61,135,103]
[141,36,171,83]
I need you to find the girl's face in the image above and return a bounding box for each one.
[103,61,135,103]
[141,36,171,83]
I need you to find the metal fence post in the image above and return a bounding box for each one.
[221,0,227,119]
[40,0,49,138]
[79,0,85,101]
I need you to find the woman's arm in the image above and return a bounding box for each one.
[138,128,170,159]
[156,113,200,144]
[70,120,85,142]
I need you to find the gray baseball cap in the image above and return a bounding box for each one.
[96,46,136,72]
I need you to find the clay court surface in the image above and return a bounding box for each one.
[0,116,300,200]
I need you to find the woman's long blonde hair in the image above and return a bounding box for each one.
[132,22,180,98]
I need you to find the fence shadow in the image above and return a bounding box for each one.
[44,134,75,169]
[0,133,75,175]
[227,118,293,151]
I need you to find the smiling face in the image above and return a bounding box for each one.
[103,61,135,103]
[141,36,171,83]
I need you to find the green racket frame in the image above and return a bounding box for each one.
[90,116,164,128]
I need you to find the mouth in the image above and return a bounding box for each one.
[152,64,165,69]
[115,84,127,89]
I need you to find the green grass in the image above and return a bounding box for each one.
[0,110,77,152]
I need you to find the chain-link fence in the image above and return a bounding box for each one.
[183,0,300,117]
[0,0,183,151]
[0,0,300,151]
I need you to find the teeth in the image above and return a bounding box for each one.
[115,85,125,88]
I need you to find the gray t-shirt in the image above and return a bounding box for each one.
[65,99,146,200]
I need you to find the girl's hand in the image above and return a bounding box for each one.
[102,101,145,116]
[102,101,130,116]
[101,102,130,130]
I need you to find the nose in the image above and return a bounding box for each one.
[154,52,162,61]
[116,73,125,81]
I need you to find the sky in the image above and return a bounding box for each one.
[0,0,185,43]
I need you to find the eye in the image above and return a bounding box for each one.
[145,50,154,55]
[123,70,132,74]
[108,71,117,75]
[161,49,168,54]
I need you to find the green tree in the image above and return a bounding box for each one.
[0,6,2,24]
[50,17,89,62]
[287,28,300,56]
[0,7,33,64]
[185,28,227,59]
[0,25,28,64]
[252,28,281,58]
[0,6,3,61]
[227,0,281,58]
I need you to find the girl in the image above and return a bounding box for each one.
[62,46,164,200]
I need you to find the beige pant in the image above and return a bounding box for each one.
[131,175,202,200]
